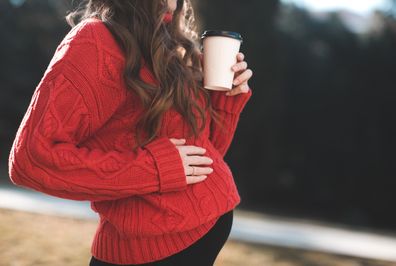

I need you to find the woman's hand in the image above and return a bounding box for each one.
[227,52,253,96]
[169,138,214,184]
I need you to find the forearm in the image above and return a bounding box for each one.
[9,135,187,202]
[209,88,252,157]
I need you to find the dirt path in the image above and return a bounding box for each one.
[1,208,395,266]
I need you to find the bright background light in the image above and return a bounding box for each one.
[281,0,388,14]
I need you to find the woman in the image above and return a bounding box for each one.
[8,0,253,265]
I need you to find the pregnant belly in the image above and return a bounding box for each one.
[91,139,241,239]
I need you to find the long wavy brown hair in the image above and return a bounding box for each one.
[65,0,224,150]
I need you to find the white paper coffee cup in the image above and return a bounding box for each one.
[201,30,243,91]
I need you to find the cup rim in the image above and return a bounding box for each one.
[201,30,243,43]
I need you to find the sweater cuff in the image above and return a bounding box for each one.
[210,88,252,114]
[144,137,187,193]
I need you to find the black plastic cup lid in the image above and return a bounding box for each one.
[201,30,243,44]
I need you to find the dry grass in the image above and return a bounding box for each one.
[0,208,395,266]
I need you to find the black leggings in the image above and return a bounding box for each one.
[89,210,234,266]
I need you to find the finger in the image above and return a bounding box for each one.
[186,175,208,185]
[227,82,250,96]
[233,69,253,86]
[179,145,206,155]
[169,138,186,145]
[187,166,213,176]
[237,52,245,61]
[231,61,248,72]
[186,155,214,165]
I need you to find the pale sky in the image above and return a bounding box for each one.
[281,0,388,14]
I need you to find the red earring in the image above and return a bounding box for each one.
[163,11,173,23]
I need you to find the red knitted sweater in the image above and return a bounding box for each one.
[8,17,252,264]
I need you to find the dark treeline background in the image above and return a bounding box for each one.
[1,0,396,231]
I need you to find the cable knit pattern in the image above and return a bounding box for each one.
[8,17,252,264]
[209,89,252,157]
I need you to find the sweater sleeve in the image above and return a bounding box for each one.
[8,22,187,202]
[209,88,252,157]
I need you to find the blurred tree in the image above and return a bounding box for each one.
[197,0,284,214]
[199,0,396,229]
[2,0,396,230]
[0,0,71,162]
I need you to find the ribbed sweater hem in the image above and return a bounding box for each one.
[91,215,219,265]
